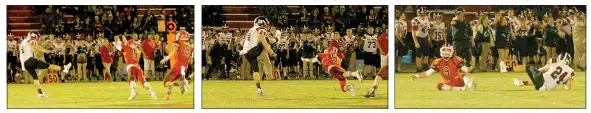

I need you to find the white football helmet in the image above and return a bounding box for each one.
[440,44,454,61]
[557,53,571,65]
[253,16,270,28]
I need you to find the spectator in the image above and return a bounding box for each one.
[141,32,158,81]
[100,37,114,81]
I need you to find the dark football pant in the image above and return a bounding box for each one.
[453,41,472,67]
[526,64,545,90]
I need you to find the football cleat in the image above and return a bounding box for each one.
[354,70,363,83]
[345,84,356,96]
[150,91,157,100]
[128,92,137,100]
[257,88,267,96]
[364,92,375,98]
[513,78,524,86]
[63,63,72,73]
[163,95,171,100]
[38,94,48,98]
[180,80,189,94]
[467,77,476,91]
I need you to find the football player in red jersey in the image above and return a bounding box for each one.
[114,35,157,100]
[317,35,363,96]
[410,44,476,91]
[365,28,388,98]
[160,30,193,100]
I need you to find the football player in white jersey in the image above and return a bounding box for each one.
[344,28,357,71]
[513,53,575,90]
[429,12,447,62]
[239,16,275,96]
[395,12,408,72]
[412,7,431,72]
[19,32,72,98]
[363,26,379,79]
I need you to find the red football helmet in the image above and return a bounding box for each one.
[176,30,190,41]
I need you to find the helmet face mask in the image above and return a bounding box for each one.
[440,44,454,61]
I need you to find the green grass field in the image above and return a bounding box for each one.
[395,72,586,108]
[7,82,194,108]
[202,80,388,108]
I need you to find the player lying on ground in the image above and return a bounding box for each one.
[160,30,194,100]
[20,32,72,98]
[317,43,363,96]
[410,44,476,91]
[513,53,575,90]
[239,16,276,96]
[114,35,157,100]
[365,29,388,98]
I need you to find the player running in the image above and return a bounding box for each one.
[316,34,364,96]
[512,53,575,90]
[160,30,193,100]
[19,32,72,98]
[114,35,157,100]
[365,28,388,98]
[410,44,476,91]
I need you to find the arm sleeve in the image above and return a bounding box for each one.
[424,68,436,77]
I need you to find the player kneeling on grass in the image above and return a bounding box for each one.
[513,53,575,90]
[160,30,194,100]
[317,44,363,96]
[365,29,388,98]
[114,35,157,100]
[20,32,72,98]
[410,44,476,91]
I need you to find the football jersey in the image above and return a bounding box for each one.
[431,56,465,82]
[53,43,65,56]
[344,35,356,51]
[541,63,575,90]
[174,41,193,66]
[241,26,265,54]
[19,38,35,69]
[363,34,378,52]
[431,21,446,41]
[411,16,429,38]
[377,32,388,55]
[396,20,408,38]
[8,40,17,53]
[218,32,233,45]
[122,44,141,65]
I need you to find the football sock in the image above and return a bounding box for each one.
[254,72,261,89]
[339,80,347,92]
[166,82,173,95]
[33,80,43,94]
[143,82,154,93]
[439,84,465,91]
[130,81,137,94]
[372,76,383,94]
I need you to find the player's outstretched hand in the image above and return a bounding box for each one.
[410,74,418,81]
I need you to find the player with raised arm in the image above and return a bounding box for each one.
[160,30,193,100]
[19,32,72,98]
[512,53,575,90]
[410,44,476,91]
[114,35,157,100]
